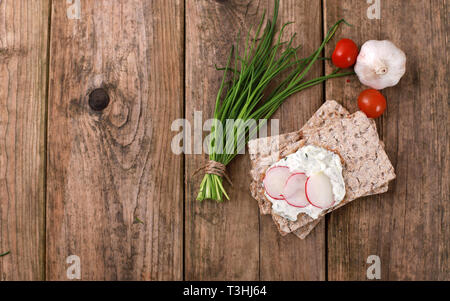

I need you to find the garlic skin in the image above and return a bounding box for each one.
[354,40,406,90]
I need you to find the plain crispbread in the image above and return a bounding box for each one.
[248,100,396,238]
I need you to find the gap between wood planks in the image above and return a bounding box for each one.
[42,0,53,282]
[320,0,329,282]
[182,0,187,281]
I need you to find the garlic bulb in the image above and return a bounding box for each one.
[354,40,406,90]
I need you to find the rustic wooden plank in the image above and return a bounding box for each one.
[46,0,184,280]
[0,0,49,280]
[185,0,326,280]
[259,0,326,281]
[324,0,449,280]
[185,0,261,281]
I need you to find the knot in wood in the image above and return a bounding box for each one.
[89,88,110,111]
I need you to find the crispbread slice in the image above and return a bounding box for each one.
[249,100,349,215]
[292,183,389,239]
[271,112,396,235]
[307,111,395,200]
[292,218,322,239]
[253,127,389,239]
[248,101,396,238]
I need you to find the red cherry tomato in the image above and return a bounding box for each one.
[332,39,359,69]
[358,89,387,118]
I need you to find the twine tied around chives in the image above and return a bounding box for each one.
[192,160,233,186]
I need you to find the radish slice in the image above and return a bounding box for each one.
[305,172,335,209]
[263,166,291,200]
[282,173,308,208]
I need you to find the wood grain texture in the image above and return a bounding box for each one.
[0,0,448,281]
[46,0,184,280]
[0,0,49,280]
[324,0,449,280]
[185,0,261,281]
[185,0,327,280]
[259,0,326,281]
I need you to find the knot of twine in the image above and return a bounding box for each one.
[192,160,233,186]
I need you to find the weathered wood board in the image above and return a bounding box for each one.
[184,0,261,281]
[185,0,328,281]
[324,0,449,280]
[0,0,447,281]
[46,0,184,280]
[0,0,49,280]
[258,0,326,281]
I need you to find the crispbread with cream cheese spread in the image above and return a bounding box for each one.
[249,100,349,215]
[248,100,396,238]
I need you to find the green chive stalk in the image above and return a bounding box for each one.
[196,0,354,202]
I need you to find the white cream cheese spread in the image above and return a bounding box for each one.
[264,145,346,221]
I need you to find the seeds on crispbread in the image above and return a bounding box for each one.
[248,100,396,239]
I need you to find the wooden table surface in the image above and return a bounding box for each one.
[0,0,448,281]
